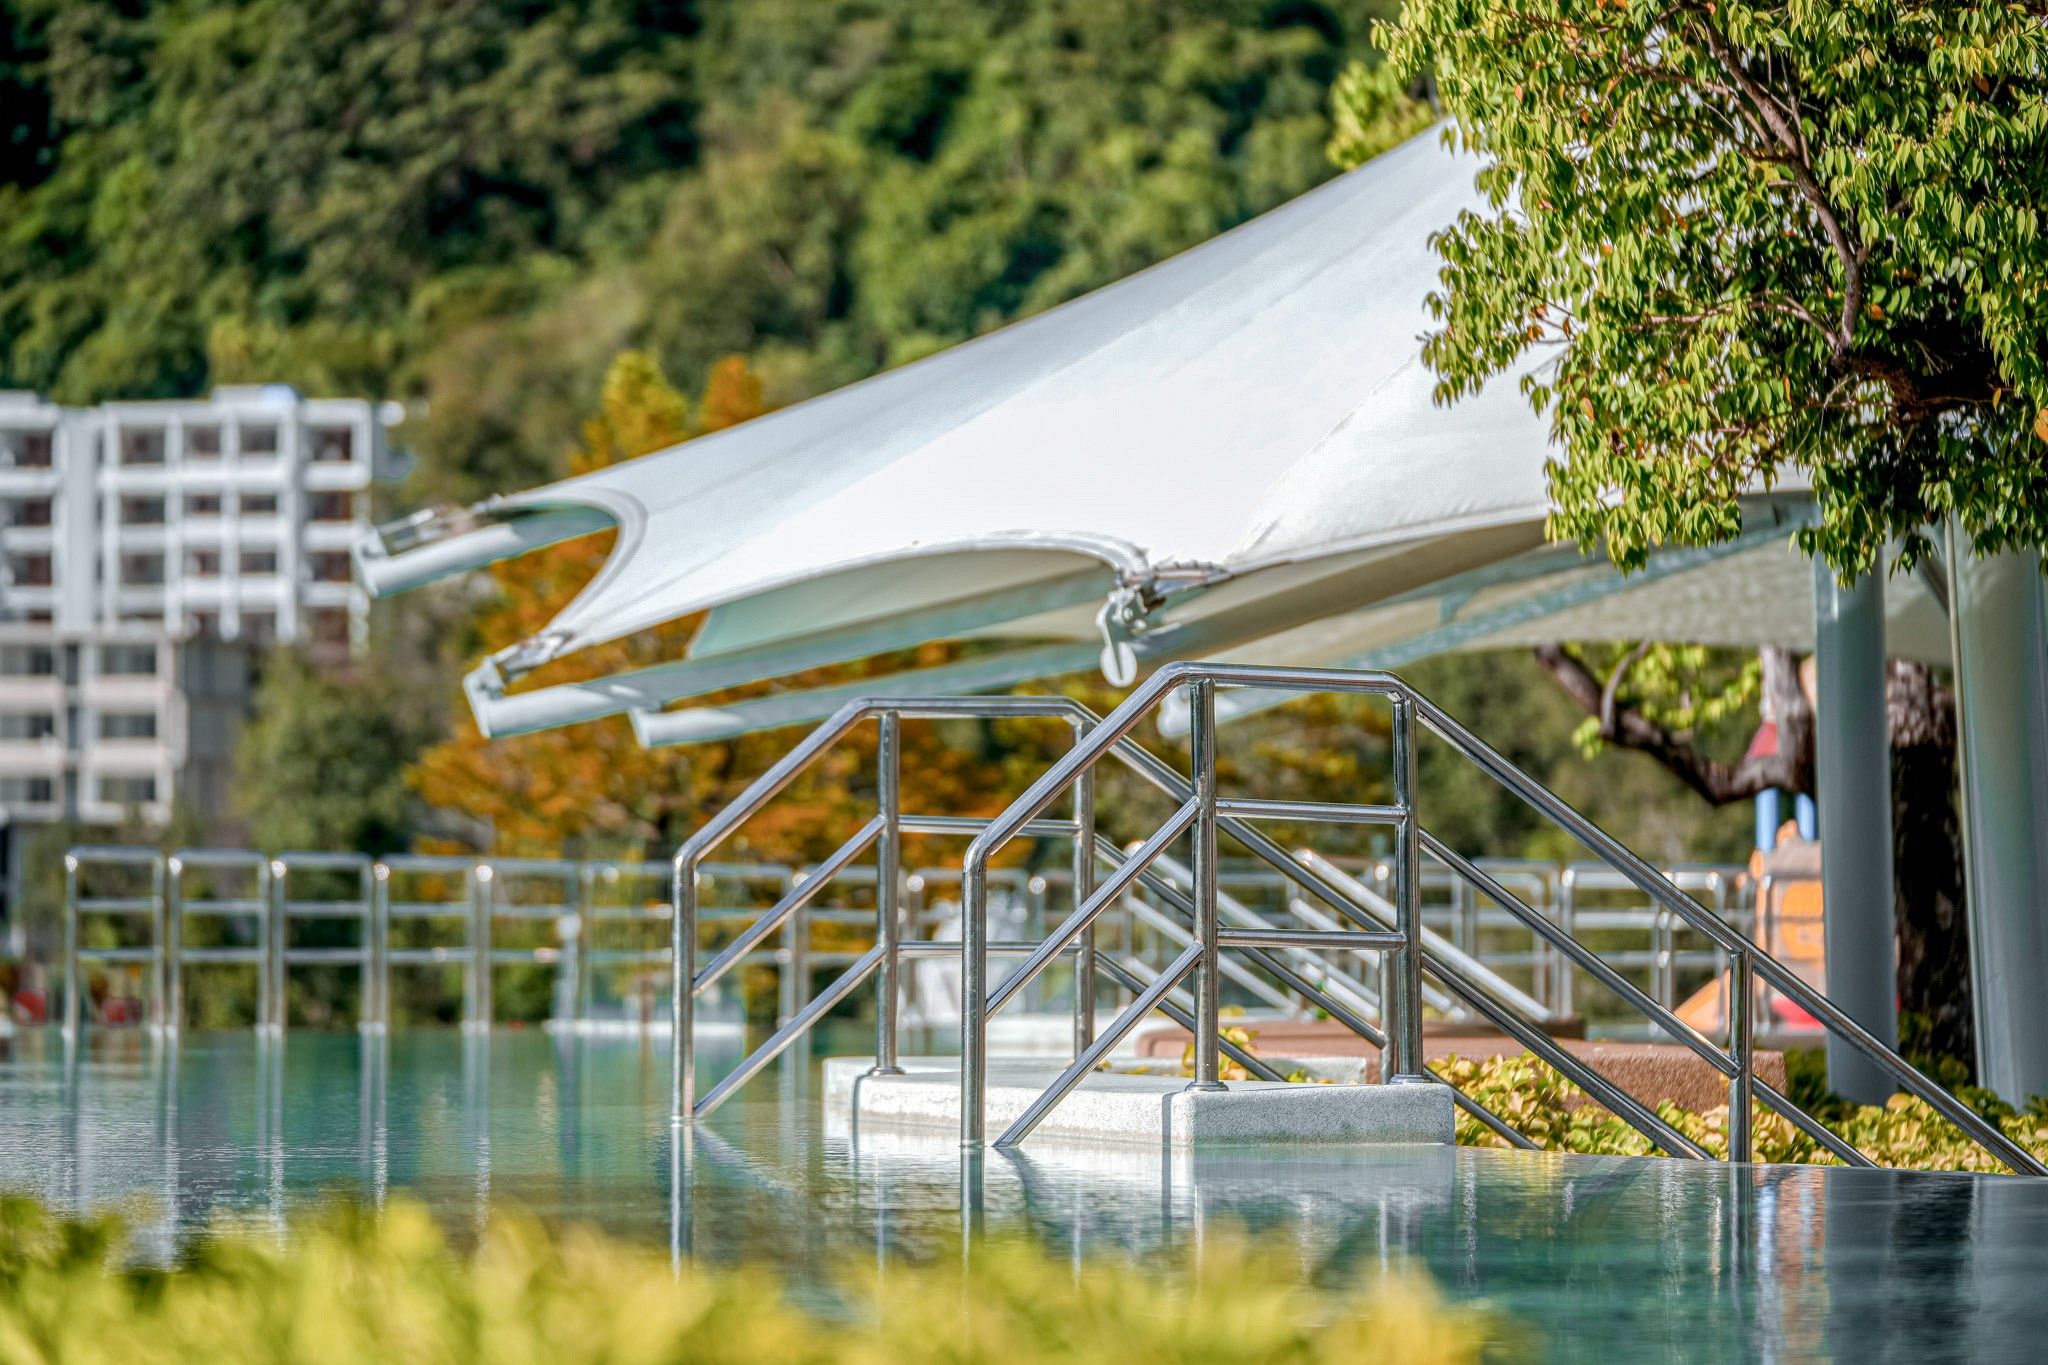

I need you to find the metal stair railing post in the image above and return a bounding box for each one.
[1729,946,1754,1162]
[1186,677,1225,1092]
[1388,695,1428,1083]
[1071,718,1098,1053]
[872,710,905,1076]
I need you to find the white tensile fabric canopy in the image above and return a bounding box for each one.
[356,128,1941,745]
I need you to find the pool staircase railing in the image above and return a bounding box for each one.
[665,661,2042,1177]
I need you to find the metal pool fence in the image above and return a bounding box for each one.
[52,842,1759,1039]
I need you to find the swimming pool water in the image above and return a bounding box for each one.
[2,1027,2043,1363]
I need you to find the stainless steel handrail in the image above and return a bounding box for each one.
[669,695,1103,1121]
[962,666,1436,1149]
[955,661,2045,1175]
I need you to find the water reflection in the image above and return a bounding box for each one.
[2,1028,2045,1362]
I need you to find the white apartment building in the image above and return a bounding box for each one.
[0,386,406,945]
[0,384,405,649]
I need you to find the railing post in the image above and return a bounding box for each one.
[370,862,391,1032]
[149,856,168,1033]
[62,853,80,1038]
[555,863,580,1028]
[871,710,905,1076]
[165,855,187,1035]
[265,857,285,1032]
[469,863,493,1032]
[1388,696,1429,1082]
[1187,678,1225,1092]
[576,865,599,1027]
[1072,718,1098,1054]
[1728,947,1754,1162]
[962,853,990,1147]
[672,857,697,1122]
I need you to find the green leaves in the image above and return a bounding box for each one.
[1379,0,2048,576]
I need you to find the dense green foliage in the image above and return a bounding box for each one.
[1382,2,2048,577]
[4,0,1396,502]
[0,1197,1503,1365]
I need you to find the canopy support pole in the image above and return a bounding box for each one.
[1950,539,2048,1103]
[1814,562,1897,1104]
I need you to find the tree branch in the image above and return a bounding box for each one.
[1689,11,1862,353]
[1533,643,1813,805]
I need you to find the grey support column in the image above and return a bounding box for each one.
[1949,541,2048,1103]
[1814,562,1897,1103]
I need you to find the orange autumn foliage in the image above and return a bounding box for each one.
[405,352,1075,864]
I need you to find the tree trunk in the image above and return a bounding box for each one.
[1888,661,1973,1068]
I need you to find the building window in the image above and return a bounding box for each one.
[10,553,52,587]
[239,424,279,456]
[0,776,55,803]
[1,430,53,468]
[187,610,220,638]
[184,491,223,517]
[307,491,354,522]
[0,712,56,740]
[239,548,278,576]
[119,495,167,525]
[311,427,354,462]
[98,711,157,741]
[184,548,221,578]
[241,492,279,516]
[99,774,158,805]
[98,644,158,677]
[119,428,166,466]
[9,497,52,527]
[308,607,351,649]
[242,611,276,646]
[121,553,165,586]
[188,425,222,458]
[310,551,352,583]
[0,645,55,676]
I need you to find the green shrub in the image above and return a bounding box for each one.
[1433,1053,2048,1173]
[0,1196,1508,1365]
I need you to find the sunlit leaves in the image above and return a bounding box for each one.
[1381,0,2048,576]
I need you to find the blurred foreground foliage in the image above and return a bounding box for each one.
[0,1196,1510,1365]
[1436,1053,2048,1175]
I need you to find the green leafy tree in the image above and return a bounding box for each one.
[1376,2,2020,1066]
[234,649,431,855]
[1381,2,2048,576]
